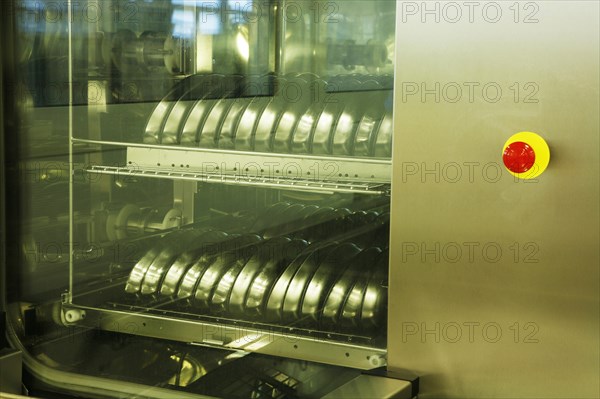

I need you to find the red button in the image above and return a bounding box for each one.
[503,141,536,174]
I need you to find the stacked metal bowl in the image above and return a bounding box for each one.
[125,203,389,330]
[143,73,393,158]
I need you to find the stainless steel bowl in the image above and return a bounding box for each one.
[218,98,251,149]
[354,110,384,157]
[125,246,162,294]
[125,230,187,294]
[373,111,392,158]
[160,230,229,296]
[263,203,305,239]
[264,245,319,322]
[161,99,197,144]
[360,250,388,329]
[245,238,308,317]
[339,250,385,328]
[176,258,214,300]
[151,249,196,297]
[301,243,361,321]
[194,252,237,309]
[291,103,322,154]
[331,109,359,156]
[197,239,260,309]
[340,280,367,328]
[141,229,207,295]
[198,98,235,148]
[322,247,382,325]
[311,102,342,155]
[210,259,247,313]
[253,100,284,152]
[234,96,271,150]
[280,243,337,322]
[180,99,218,146]
[144,99,174,144]
[250,202,290,233]
[227,238,275,315]
[145,74,217,144]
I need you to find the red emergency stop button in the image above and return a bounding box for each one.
[503,141,536,174]
[502,132,550,179]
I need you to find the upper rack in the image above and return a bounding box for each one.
[75,73,394,195]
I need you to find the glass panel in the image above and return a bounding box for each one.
[3,0,395,396]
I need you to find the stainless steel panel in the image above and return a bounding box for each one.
[389,2,599,397]
[322,375,412,399]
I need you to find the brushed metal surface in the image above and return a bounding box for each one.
[72,306,386,370]
[322,375,412,399]
[389,2,600,398]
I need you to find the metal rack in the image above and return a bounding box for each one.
[64,301,387,371]
[76,140,392,195]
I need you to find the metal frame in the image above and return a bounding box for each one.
[64,303,387,370]
[75,140,392,194]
